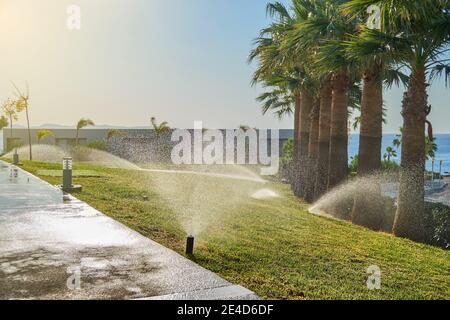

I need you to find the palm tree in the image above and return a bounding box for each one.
[250,1,318,198]
[76,118,95,146]
[345,0,450,241]
[151,117,171,136]
[384,146,397,162]
[286,0,358,195]
[107,128,126,140]
[1,99,18,150]
[36,130,54,143]
[12,83,32,160]
[304,96,320,202]
[314,76,333,198]
[342,16,409,230]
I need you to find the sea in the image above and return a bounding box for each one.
[1,130,450,173]
[349,134,450,175]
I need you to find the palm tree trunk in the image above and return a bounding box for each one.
[76,129,79,147]
[25,107,32,160]
[393,67,427,242]
[352,64,384,230]
[328,70,349,190]
[292,92,301,192]
[304,98,320,203]
[314,77,332,199]
[296,90,313,198]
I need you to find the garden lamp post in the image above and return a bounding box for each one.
[60,157,82,192]
[13,149,19,166]
[186,235,194,255]
[62,157,73,191]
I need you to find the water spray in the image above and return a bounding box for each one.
[185,235,194,255]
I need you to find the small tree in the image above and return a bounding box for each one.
[36,129,54,143]
[107,128,126,140]
[384,146,397,162]
[1,99,18,150]
[12,83,32,160]
[151,117,170,136]
[76,118,95,146]
[0,115,8,131]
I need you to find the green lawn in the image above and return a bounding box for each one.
[9,160,450,300]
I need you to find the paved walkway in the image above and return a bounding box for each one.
[0,161,258,300]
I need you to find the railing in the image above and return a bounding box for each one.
[427,159,450,179]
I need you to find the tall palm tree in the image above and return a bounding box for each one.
[249,2,302,192]
[287,0,359,195]
[303,96,320,202]
[345,0,450,241]
[251,1,319,198]
[12,83,32,160]
[341,16,408,229]
[76,118,95,146]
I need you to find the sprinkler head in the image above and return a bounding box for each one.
[143,195,149,201]
[186,235,194,255]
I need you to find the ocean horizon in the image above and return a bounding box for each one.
[349,134,450,174]
[1,130,449,174]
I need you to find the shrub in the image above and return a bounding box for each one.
[424,203,450,249]
[87,140,107,151]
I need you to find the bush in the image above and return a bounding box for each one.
[280,138,294,182]
[349,155,359,174]
[87,140,107,151]
[425,203,450,249]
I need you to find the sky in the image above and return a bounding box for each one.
[0,0,449,133]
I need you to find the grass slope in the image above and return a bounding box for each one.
[11,160,450,300]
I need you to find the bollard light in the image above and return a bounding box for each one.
[186,235,195,255]
[13,149,19,166]
[59,157,81,193]
[62,157,73,192]
[63,157,73,170]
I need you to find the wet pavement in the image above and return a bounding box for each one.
[0,161,258,300]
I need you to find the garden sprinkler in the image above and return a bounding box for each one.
[186,235,194,255]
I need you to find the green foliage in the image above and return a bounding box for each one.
[392,128,439,160]
[76,118,95,130]
[425,203,450,250]
[349,154,359,174]
[431,207,450,250]
[0,115,8,130]
[87,140,107,151]
[383,146,397,162]
[36,129,53,142]
[107,129,126,140]
[151,117,171,135]
[282,138,294,162]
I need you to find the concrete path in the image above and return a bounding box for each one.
[0,161,258,300]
